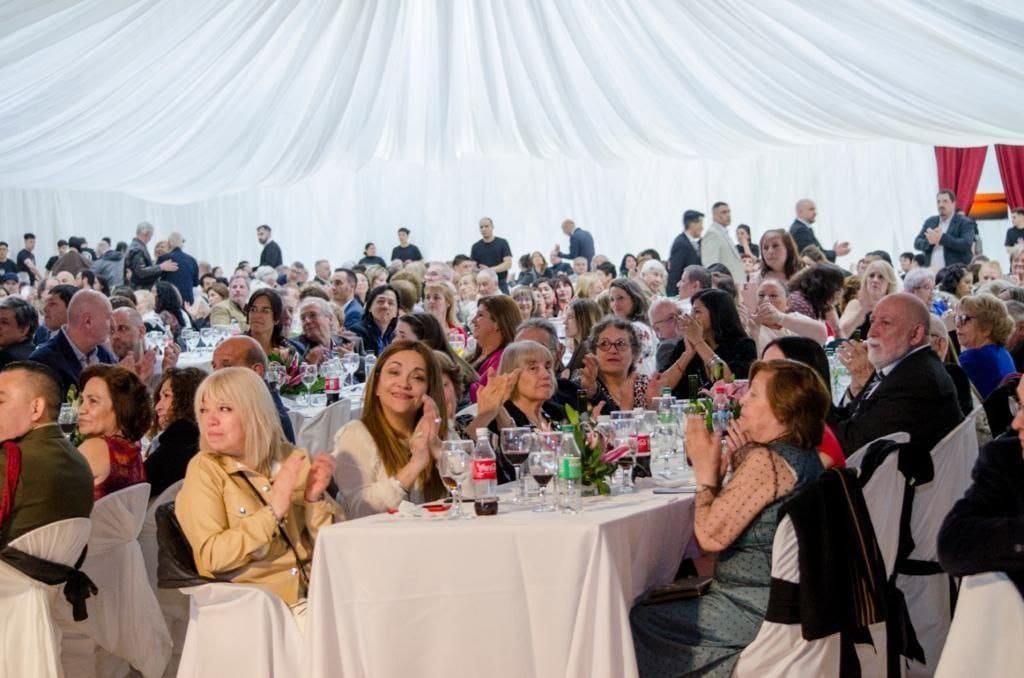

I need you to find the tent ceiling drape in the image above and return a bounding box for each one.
[2,0,1024,204]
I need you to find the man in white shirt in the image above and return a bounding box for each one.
[699,201,745,284]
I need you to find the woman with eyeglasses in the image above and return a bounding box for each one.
[955,293,1016,399]
[576,317,660,413]
[245,288,291,359]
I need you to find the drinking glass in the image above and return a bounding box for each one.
[300,363,318,406]
[341,352,361,389]
[199,327,216,353]
[181,328,200,354]
[528,448,558,512]
[362,352,377,383]
[448,332,465,357]
[612,416,638,493]
[58,404,77,439]
[500,427,532,504]
[266,362,284,391]
[440,440,473,519]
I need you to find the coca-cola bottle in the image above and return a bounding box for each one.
[323,361,342,405]
[472,430,498,516]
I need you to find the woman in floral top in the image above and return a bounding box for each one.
[575,317,661,413]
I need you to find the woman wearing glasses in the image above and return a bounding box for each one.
[245,289,291,359]
[576,317,660,413]
[955,293,1016,398]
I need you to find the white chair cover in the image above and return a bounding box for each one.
[899,411,979,677]
[935,572,1024,677]
[733,515,842,677]
[288,398,351,454]
[139,479,187,678]
[72,484,172,678]
[0,517,92,678]
[177,583,303,678]
[140,480,185,590]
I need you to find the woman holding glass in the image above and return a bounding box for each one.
[630,360,829,676]
[175,367,338,607]
[77,364,153,500]
[576,318,659,413]
[332,340,448,518]
[245,289,292,359]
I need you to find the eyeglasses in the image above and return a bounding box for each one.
[596,340,629,353]
[652,315,680,329]
[954,314,976,327]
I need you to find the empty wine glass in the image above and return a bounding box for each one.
[266,362,284,392]
[528,448,558,512]
[199,327,216,353]
[341,351,361,389]
[182,328,200,354]
[441,440,473,519]
[500,427,532,504]
[361,352,377,384]
[58,404,77,439]
[300,363,318,406]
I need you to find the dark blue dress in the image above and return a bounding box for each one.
[630,443,823,677]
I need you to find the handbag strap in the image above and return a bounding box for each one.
[237,472,310,590]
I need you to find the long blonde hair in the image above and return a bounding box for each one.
[361,341,447,499]
[195,367,286,476]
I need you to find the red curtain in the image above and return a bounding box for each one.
[995,144,1024,210]
[934,146,988,213]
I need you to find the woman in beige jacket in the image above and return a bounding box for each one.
[176,367,339,606]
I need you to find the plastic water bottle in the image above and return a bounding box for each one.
[557,425,583,514]
[711,384,732,434]
[472,431,498,516]
[657,387,674,425]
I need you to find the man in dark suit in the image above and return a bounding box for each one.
[937,379,1024,592]
[789,198,851,263]
[830,293,963,461]
[552,219,595,270]
[0,297,37,369]
[666,210,704,297]
[257,224,283,269]
[0,361,94,546]
[212,336,296,444]
[157,231,200,304]
[913,189,977,269]
[28,289,116,398]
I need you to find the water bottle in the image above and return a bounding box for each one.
[557,425,583,514]
[711,384,732,434]
[657,387,674,425]
[472,431,498,516]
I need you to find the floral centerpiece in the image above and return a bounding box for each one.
[694,379,748,430]
[564,405,617,495]
[269,352,324,397]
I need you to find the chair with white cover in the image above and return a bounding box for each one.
[64,484,172,678]
[139,480,187,678]
[141,480,185,589]
[0,517,92,678]
[733,515,842,677]
[177,583,304,678]
[934,572,1024,677]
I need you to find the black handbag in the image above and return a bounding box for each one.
[155,502,224,589]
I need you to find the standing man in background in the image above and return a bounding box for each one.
[914,189,976,270]
[158,232,200,304]
[789,198,851,263]
[16,233,40,285]
[550,218,595,271]
[667,210,704,296]
[391,227,424,263]
[471,217,513,294]
[699,201,745,284]
[257,224,283,269]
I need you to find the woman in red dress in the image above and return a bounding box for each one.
[77,364,154,500]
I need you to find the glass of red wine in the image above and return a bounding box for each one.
[528,448,557,512]
[58,404,77,439]
[500,427,532,504]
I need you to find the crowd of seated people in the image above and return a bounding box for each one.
[0,195,1022,674]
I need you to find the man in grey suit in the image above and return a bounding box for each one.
[913,189,977,269]
[700,201,745,284]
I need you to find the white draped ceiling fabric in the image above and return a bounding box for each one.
[1,0,1023,267]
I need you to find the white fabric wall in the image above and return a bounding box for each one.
[0,140,936,272]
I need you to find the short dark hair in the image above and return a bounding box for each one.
[762,336,831,397]
[111,286,137,304]
[48,284,78,307]
[899,251,915,262]
[865,250,892,264]
[1011,207,1024,217]
[257,224,271,232]
[681,265,712,291]
[914,253,927,267]
[109,296,135,310]
[398,227,410,236]
[101,237,111,245]
[0,297,39,340]
[638,248,662,261]
[79,364,153,442]
[334,268,357,285]
[937,189,957,204]
[79,270,97,287]
[68,236,85,251]
[0,241,7,249]
[712,201,729,210]
[1,361,62,421]
[596,261,617,278]
[57,239,68,248]
[115,241,128,253]
[23,233,35,240]
[453,254,472,266]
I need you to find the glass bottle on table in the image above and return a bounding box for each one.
[472,430,498,516]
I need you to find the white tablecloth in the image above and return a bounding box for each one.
[307,488,694,678]
[284,396,361,453]
[176,351,212,373]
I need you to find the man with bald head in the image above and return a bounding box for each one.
[0,361,93,546]
[213,336,295,443]
[29,289,115,396]
[110,306,180,387]
[789,198,851,263]
[830,292,963,461]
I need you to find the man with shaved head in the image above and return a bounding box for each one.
[789,198,851,264]
[29,289,115,396]
[110,306,180,387]
[213,336,295,444]
[0,361,93,546]
[830,292,963,461]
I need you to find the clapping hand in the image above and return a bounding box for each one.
[680,313,704,344]
[162,341,180,371]
[685,413,721,486]
[477,368,520,417]
[411,396,444,463]
[834,241,851,257]
[754,301,784,329]
[925,226,944,246]
[579,354,599,397]
[644,372,665,407]
[304,453,336,502]
[270,453,305,519]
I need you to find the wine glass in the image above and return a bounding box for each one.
[58,404,77,439]
[341,352,361,389]
[500,427,532,504]
[440,440,473,519]
[612,416,637,493]
[361,352,377,384]
[300,363,318,406]
[266,362,283,392]
[199,327,216,353]
[528,448,558,512]
[448,332,465,357]
[182,328,200,354]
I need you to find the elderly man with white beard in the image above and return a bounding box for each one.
[829,292,963,461]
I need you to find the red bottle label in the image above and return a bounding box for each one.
[325,377,340,392]
[635,434,650,454]
[472,459,497,480]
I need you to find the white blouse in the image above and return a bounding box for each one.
[332,420,427,519]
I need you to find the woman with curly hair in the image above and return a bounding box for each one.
[936,263,975,299]
[787,263,846,338]
[145,366,207,496]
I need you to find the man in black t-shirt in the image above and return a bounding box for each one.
[16,233,40,285]
[0,242,17,277]
[470,217,513,294]
[391,227,423,262]
[1005,207,1024,254]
